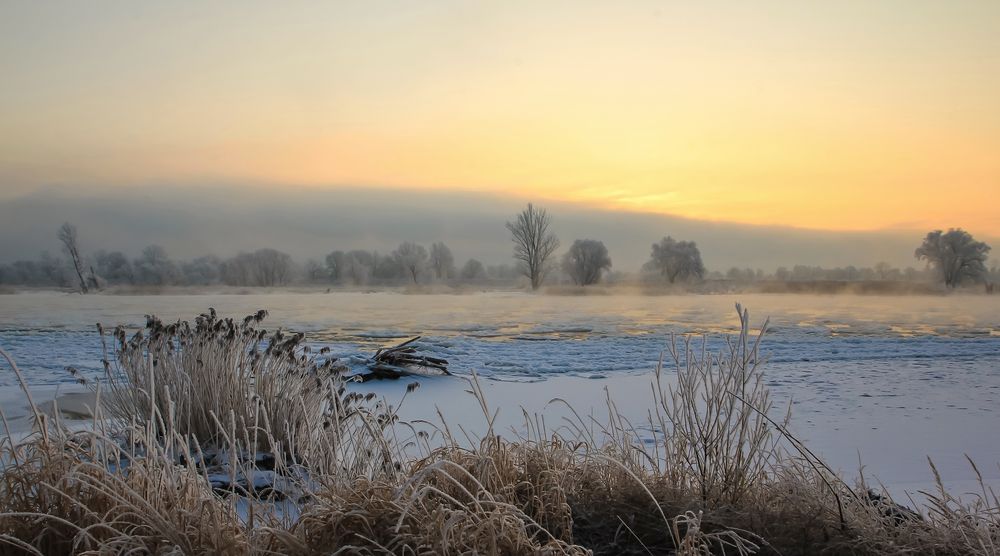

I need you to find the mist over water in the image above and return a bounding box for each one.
[2,290,997,385]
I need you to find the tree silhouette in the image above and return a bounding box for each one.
[57,223,89,293]
[562,239,612,286]
[392,242,428,284]
[915,229,990,288]
[429,242,455,280]
[649,236,705,284]
[506,203,560,290]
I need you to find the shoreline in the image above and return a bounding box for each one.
[6,369,997,504]
[0,279,987,297]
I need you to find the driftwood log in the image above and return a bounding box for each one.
[357,336,450,382]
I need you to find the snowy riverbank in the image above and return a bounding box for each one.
[2,291,998,500]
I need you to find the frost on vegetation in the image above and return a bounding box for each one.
[0,307,998,555]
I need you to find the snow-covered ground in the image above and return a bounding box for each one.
[1,291,998,501]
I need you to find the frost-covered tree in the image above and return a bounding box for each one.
[429,242,455,280]
[506,203,560,290]
[371,251,403,283]
[561,239,611,286]
[460,258,486,282]
[94,250,134,284]
[392,242,428,284]
[57,223,89,293]
[40,252,70,286]
[0,254,68,286]
[915,228,991,288]
[726,267,759,282]
[134,245,179,285]
[301,259,327,283]
[341,250,372,285]
[325,250,347,283]
[250,248,293,287]
[486,263,519,281]
[221,253,252,286]
[181,255,222,285]
[221,249,292,287]
[873,262,893,281]
[647,236,705,284]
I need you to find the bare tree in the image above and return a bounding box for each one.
[181,255,222,285]
[647,236,705,284]
[915,228,990,288]
[40,251,70,286]
[134,245,179,285]
[726,267,758,282]
[392,242,428,284]
[506,203,560,290]
[94,250,135,284]
[221,249,291,287]
[221,253,253,286]
[371,250,405,283]
[57,222,89,293]
[873,261,893,280]
[429,242,455,280]
[561,239,611,286]
[343,250,373,285]
[325,250,347,283]
[251,248,293,287]
[302,259,327,283]
[460,258,486,282]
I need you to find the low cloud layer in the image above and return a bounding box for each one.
[2,184,991,272]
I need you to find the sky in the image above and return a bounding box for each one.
[1,1,998,247]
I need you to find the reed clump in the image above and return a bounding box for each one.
[97,308,367,471]
[2,307,998,555]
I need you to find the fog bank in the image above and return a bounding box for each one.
[1,184,988,271]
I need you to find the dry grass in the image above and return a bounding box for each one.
[2,308,999,555]
[95,309,366,471]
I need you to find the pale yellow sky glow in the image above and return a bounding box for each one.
[1,1,998,234]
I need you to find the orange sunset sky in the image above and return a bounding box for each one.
[1,1,998,235]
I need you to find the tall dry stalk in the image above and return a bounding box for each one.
[652,303,783,505]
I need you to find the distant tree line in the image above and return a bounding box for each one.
[0,220,994,292]
[0,223,525,290]
[745,264,931,283]
[314,242,514,287]
[704,263,954,288]
[707,229,995,288]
